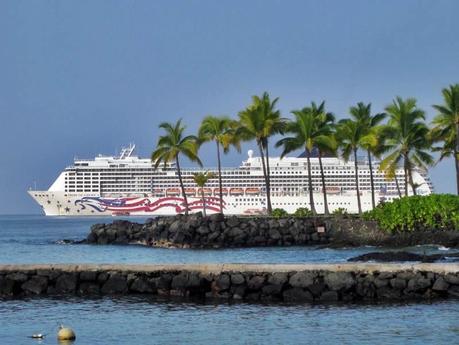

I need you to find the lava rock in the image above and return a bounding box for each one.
[21,276,48,295]
[101,274,128,294]
[324,272,355,291]
[289,272,315,288]
[55,274,77,293]
[283,288,313,302]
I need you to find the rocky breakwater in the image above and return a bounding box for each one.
[86,214,338,248]
[1,263,459,302]
[85,214,459,248]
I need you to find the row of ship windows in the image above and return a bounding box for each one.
[271,171,380,175]
[69,170,250,175]
[70,166,387,171]
[67,170,395,176]
[65,179,398,186]
[65,178,397,186]
[272,202,372,206]
[67,171,394,177]
[65,180,396,185]
[66,190,99,192]
[230,201,372,207]
[65,184,397,190]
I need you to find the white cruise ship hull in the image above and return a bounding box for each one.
[27,144,433,216]
[28,190,404,216]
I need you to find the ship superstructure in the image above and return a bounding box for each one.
[28,144,433,216]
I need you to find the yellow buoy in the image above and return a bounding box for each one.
[57,326,76,341]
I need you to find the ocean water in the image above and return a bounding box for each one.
[0,215,456,264]
[1,297,459,345]
[1,215,459,344]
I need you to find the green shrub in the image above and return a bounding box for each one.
[272,208,289,218]
[293,207,313,217]
[363,194,459,233]
[332,207,349,216]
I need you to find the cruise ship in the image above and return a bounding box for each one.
[28,144,433,216]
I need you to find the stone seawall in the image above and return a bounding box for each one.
[1,263,458,303]
[87,214,382,248]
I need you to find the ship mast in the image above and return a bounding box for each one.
[118,143,135,159]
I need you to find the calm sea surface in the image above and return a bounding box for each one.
[1,215,458,344]
[0,215,456,264]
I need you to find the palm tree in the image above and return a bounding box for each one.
[198,116,240,213]
[336,119,366,214]
[381,97,433,196]
[348,102,386,209]
[238,92,286,214]
[192,171,216,217]
[380,157,403,198]
[276,102,336,215]
[432,84,459,195]
[151,119,202,216]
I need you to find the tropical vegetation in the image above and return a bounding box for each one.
[271,208,289,218]
[336,117,365,214]
[332,207,349,217]
[237,92,286,215]
[431,84,459,195]
[293,207,314,217]
[198,115,240,213]
[150,84,457,216]
[276,101,336,215]
[380,97,433,196]
[192,171,216,217]
[347,102,386,209]
[363,194,459,233]
[151,119,201,216]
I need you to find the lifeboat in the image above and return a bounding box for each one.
[197,188,212,196]
[229,188,244,196]
[322,187,341,194]
[184,188,196,196]
[166,188,181,196]
[213,188,228,196]
[152,189,164,196]
[243,208,265,215]
[245,187,261,195]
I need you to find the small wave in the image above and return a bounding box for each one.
[53,239,81,245]
[438,246,450,251]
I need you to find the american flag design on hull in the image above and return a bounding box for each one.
[74,196,226,214]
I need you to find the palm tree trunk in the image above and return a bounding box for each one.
[404,157,416,196]
[456,119,459,195]
[201,189,206,217]
[403,158,408,197]
[407,161,417,196]
[216,141,224,213]
[367,150,376,209]
[258,144,270,215]
[175,156,188,215]
[395,173,402,198]
[306,148,316,215]
[265,140,273,214]
[353,149,362,214]
[318,150,329,215]
[455,148,459,195]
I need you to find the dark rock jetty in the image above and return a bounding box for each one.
[348,251,459,263]
[86,214,375,248]
[85,214,459,249]
[1,263,458,302]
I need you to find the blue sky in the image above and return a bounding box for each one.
[0,0,458,214]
